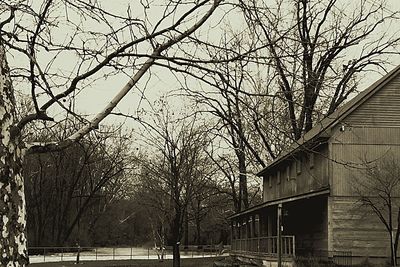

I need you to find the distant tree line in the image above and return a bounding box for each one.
[23,118,247,249]
[24,121,134,247]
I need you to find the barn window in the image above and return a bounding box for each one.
[286,165,290,181]
[277,170,281,184]
[296,158,302,175]
[309,153,314,169]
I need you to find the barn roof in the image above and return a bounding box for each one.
[257,65,400,177]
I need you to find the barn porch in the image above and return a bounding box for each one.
[229,189,329,262]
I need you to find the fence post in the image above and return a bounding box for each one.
[61,247,63,262]
[96,248,98,260]
[148,247,150,259]
[43,248,46,263]
[113,247,115,260]
[130,247,132,260]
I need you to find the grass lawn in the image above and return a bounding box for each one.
[30,256,227,267]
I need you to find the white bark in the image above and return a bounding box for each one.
[0,44,29,266]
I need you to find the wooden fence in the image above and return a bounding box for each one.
[231,236,295,256]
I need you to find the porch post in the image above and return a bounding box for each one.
[238,217,242,239]
[247,216,251,251]
[256,214,260,253]
[277,203,282,267]
[238,218,242,251]
[252,214,256,237]
[246,216,250,238]
[231,220,234,243]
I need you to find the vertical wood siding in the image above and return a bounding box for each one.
[263,145,329,202]
[331,143,400,196]
[327,74,400,258]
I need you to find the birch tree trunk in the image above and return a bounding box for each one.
[0,45,29,266]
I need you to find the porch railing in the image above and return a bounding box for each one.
[231,236,295,256]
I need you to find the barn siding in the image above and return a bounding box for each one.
[263,146,329,202]
[331,127,400,145]
[326,73,400,259]
[329,196,398,257]
[331,143,400,196]
[344,72,400,127]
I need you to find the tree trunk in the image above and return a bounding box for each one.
[388,201,396,267]
[172,242,180,267]
[168,204,183,267]
[0,44,29,266]
[195,216,201,245]
[394,207,400,266]
[390,230,396,267]
[237,146,248,211]
[184,213,189,249]
[170,214,182,267]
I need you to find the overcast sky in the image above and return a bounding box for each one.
[7,0,400,128]
[74,0,400,122]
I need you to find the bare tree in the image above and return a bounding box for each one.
[189,180,233,245]
[134,105,215,267]
[0,0,221,265]
[157,0,399,212]
[239,0,400,139]
[355,155,400,266]
[24,123,134,246]
[164,31,269,211]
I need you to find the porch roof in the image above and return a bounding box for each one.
[228,187,330,220]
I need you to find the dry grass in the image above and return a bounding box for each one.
[30,256,226,267]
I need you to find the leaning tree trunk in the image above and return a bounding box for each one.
[0,45,29,266]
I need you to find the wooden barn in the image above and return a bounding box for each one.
[229,65,400,266]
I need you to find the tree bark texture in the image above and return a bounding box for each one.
[184,213,188,248]
[0,45,29,266]
[170,207,182,267]
[237,144,248,211]
[172,243,180,267]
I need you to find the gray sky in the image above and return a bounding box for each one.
[75,0,400,121]
[7,0,400,128]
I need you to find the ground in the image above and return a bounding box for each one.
[30,257,227,267]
